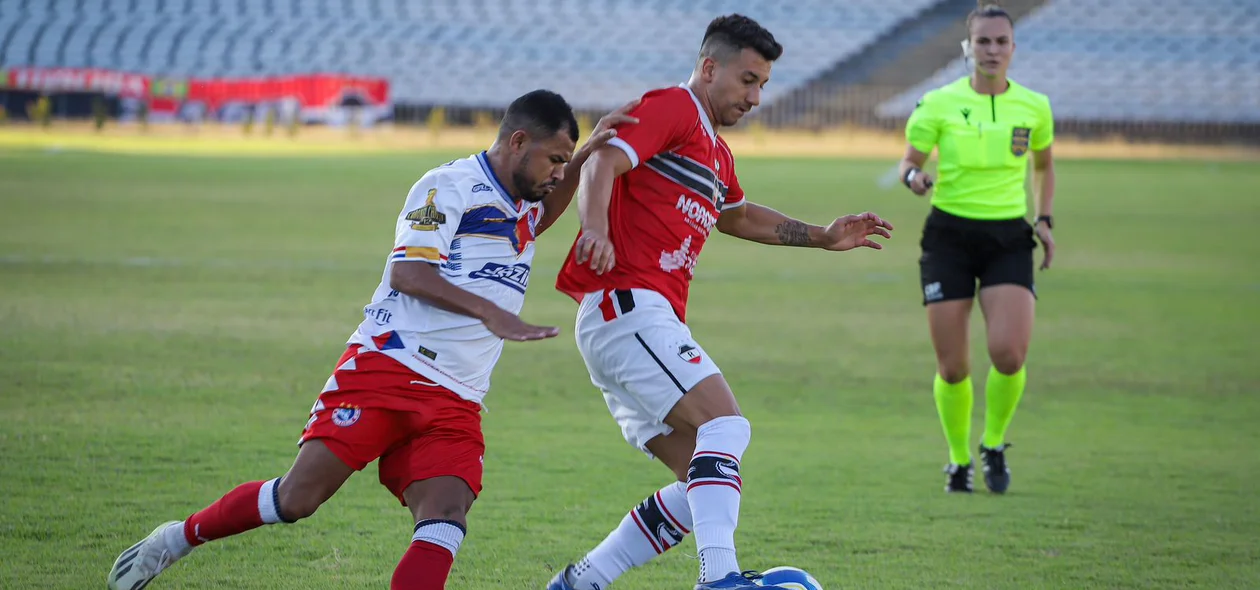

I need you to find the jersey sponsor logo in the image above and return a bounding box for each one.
[469,262,531,293]
[471,183,494,193]
[416,345,438,361]
[676,194,717,235]
[331,404,362,427]
[406,188,446,231]
[678,343,702,364]
[364,307,393,326]
[659,235,698,275]
[1011,127,1031,156]
[960,108,972,124]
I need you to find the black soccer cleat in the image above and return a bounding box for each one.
[943,462,974,493]
[980,443,1012,493]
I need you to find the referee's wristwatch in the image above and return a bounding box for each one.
[1035,215,1054,229]
[903,167,921,188]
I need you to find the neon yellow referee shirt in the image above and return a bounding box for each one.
[906,77,1054,220]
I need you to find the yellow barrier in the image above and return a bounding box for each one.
[0,121,1256,162]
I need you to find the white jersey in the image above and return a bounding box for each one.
[348,151,542,405]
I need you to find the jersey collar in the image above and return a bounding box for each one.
[680,84,717,145]
[476,151,522,213]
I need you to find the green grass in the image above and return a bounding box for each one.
[2,149,1258,589]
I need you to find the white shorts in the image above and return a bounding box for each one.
[575,288,722,456]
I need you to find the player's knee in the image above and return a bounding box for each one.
[276,486,326,521]
[937,362,970,384]
[990,347,1026,375]
[414,500,471,526]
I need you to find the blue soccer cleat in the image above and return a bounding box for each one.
[696,570,792,589]
[545,564,577,590]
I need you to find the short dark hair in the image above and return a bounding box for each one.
[968,2,1013,29]
[499,89,579,143]
[699,14,783,63]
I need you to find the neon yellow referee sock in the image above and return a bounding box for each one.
[983,366,1026,449]
[933,374,973,466]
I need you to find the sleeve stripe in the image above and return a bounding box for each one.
[606,137,640,169]
[720,199,746,211]
[391,246,442,261]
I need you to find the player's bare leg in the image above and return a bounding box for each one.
[549,428,698,590]
[927,298,977,492]
[391,476,476,590]
[107,440,354,590]
[977,284,1036,493]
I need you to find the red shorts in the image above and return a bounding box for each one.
[299,346,485,504]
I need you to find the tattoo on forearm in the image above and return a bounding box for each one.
[774,220,812,246]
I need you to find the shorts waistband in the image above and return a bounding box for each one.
[928,206,1027,229]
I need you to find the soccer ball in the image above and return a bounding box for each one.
[755,566,824,590]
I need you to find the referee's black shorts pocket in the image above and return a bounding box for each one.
[919,224,977,306]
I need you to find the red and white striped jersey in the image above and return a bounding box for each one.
[555,85,745,323]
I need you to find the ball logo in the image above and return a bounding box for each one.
[678,344,702,364]
[331,405,361,427]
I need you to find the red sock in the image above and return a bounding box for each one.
[183,478,286,547]
[390,519,466,590]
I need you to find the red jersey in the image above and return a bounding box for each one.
[555,85,745,322]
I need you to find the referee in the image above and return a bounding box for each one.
[898,1,1056,494]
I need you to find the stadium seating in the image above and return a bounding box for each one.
[878,0,1260,123]
[0,0,936,109]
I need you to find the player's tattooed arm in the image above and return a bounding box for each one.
[719,202,893,251]
[717,201,823,247]
[774,220,814,246]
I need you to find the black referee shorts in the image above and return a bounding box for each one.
[918,207,1037,306]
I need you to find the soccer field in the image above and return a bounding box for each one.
[2,149,1258,589]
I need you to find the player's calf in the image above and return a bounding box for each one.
[107,440,354,589]
[391,476,477,590]
[554,481,694,590]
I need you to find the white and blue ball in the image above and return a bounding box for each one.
[755,566,824,590]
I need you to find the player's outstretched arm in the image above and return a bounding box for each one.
[536,99,640,236]
[716,201,893,251]
[571,145,634,274]
[389,262,558,341]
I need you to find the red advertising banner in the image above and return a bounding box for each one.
[3,67,391,124]
[3,67,150,97]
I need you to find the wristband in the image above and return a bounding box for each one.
[903,167,920,188]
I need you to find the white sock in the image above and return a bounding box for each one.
[568,481,693,590]
[413,519,466,558]
[687,416,751,583]
[161,521,193,559]
[258,477,286,524]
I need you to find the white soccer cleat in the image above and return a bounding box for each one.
[107,521,188,590]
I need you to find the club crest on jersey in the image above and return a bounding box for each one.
[678,343,702,364]
[406,188,446,231]
[331,404,361,427]
[1011,127,1031,156]
[469,262,531,293]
